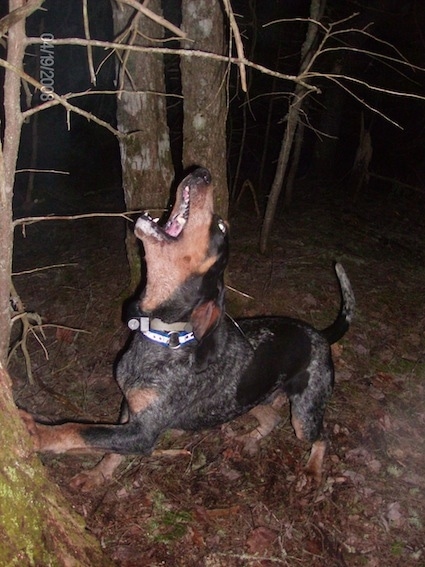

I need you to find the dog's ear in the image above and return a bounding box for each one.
[190,300,222,341]
[190,296,224,373]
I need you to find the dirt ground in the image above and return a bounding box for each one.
[10,184,425,566]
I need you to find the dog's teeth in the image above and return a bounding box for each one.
[153,217,159,223]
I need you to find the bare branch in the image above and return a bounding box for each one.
[13,263,78,276]
[82,0,96,85]
[307,71,424,126]
[222,0,247,92]
[0,9,420,178]
[322,26,414,69]
[0,57,122,137]
[16,168,70,175]
[25,37,313,90]
[263,12,361,32]
[311,46,423,79]
[116,0,187,39]
[116,11,142,95]
[0,0,44,37]
[21,89,182,122]
[12,210,164,229]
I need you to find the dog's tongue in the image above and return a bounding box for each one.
[164,213,185,237]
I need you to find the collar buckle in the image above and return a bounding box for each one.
[168,331,182,350]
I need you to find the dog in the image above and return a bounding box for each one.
[22,167,355,490]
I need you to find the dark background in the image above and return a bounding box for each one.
[10,0,425,222]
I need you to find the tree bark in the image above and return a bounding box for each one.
[0,363,109,565]
[181,0,228,218]
[0,5,111,563]
[0,0,24,363]
[259,0,325,254]
[113,0,174,289]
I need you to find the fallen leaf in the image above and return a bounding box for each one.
[218,462,242,481]
[342,470,365,485]
[246,526,277,554]
[387,501,404,527]
[304,538,323,555]
[188,525,205,547]
[367,459,382,473]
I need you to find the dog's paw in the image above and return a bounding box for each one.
[294,469,322,493]
[235,433,261,455]
[69,469,108,492]
[69,453,125,492]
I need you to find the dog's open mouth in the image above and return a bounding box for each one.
[162,184,190,237]
[135,184,189,242]
[135,168,211,243]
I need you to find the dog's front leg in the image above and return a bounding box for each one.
[20,410,101,454]
[21,411,156,456]
[70,453,125,491]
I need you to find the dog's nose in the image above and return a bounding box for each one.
[192,168,211,185]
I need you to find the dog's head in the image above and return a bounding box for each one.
[134,168,228,349]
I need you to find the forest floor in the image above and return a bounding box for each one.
[10,183,425,567]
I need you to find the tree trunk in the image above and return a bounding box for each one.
[259,0,325,254]
[0,363,109,565]
[0,5,111,564]
[259,94,304,253]
[0,0,24,363]
[181,0,228,218]
[113,0,174,289]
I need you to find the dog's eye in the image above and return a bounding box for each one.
[217,219,226,234]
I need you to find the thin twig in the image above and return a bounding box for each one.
[0,0,44,37]
[12,263,78,276]
[0,58,122,137]
[9,279,45,383]
[117,0,187,39]
[307,72,411,128]
[8,315,89,384]
[117,11,141,95]
[321,25,415,68]
[12,209,164,228]
[226,284,254,300]
[222,0,247,92]
[311,45,419,82]
[15,168,70,174]
[264,12,361,32]
[82,0,96,85]
[20,88,182,121]
[32,323,90,334]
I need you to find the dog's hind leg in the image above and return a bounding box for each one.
[290,382,330,485]
[304,439,327,482]
[236,393,286,454]
[291,413,327,485]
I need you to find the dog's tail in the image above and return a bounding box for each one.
[321,263,355,345]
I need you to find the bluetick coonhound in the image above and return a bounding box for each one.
[22,167,355,490]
